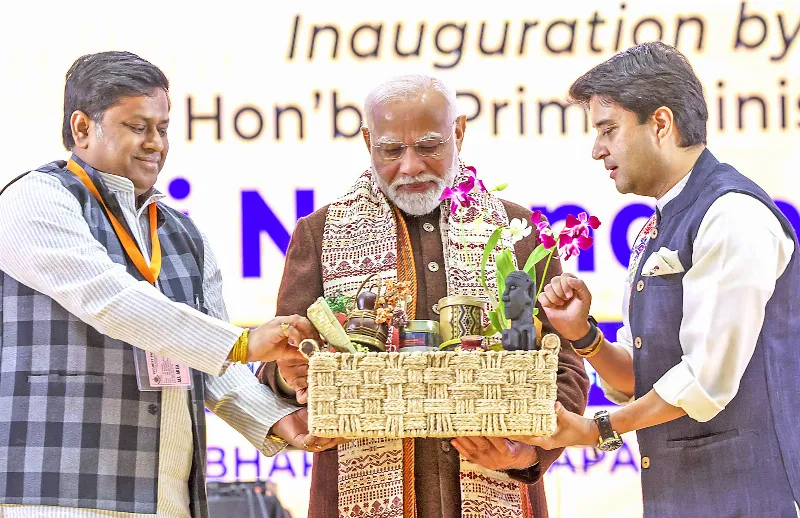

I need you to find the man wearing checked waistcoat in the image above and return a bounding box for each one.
[518,42,800,517]
[0,51,333,518]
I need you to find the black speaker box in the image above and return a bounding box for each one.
[207,480,290,518]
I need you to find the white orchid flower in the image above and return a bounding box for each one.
[501,218,533,244]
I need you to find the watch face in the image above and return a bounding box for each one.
[598,435,624,452]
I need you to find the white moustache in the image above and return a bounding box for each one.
[391,173,442,187]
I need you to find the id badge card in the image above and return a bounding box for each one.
[134,347,193,391]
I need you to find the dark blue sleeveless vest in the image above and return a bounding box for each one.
[629,149,799,517]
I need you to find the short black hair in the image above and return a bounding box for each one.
[568,42,707,147]
[62,51,169,150]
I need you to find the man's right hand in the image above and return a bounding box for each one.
[537,273,593,341]
[269,408,348,452]
[247,315,319,363]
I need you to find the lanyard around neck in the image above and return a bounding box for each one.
[67,159,162,284]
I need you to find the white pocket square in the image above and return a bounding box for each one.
[641,247,685,276]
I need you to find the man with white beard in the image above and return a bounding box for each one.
[257,74,589,518]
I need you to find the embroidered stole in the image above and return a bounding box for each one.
[321,164,533,518]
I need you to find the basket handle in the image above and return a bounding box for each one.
[355,272,383,298]
[298,338,323,358]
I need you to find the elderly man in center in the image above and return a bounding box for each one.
[258,74,589,518]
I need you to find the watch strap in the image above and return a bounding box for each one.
[572,315,599,349]
[594,410,614,440]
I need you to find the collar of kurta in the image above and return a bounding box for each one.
[69,154,165,221]
[659,148,716,223]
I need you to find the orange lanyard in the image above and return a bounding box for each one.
[67,159,162,284]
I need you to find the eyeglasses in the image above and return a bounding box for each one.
[369,128,455,162]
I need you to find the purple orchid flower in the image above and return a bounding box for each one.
[531,210,550,233]
[532,210,557,248]
[439,176,477,214]
[564,212,601,239]
[559,236,582,260]
[562,230,595,251]
[463,166,487,193]
[539,232,557,249]
[557,221,596,260]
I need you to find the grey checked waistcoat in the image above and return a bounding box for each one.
[0,158,210,516]
[629,149,800,517]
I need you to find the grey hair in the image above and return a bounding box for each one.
[363,74,459,129]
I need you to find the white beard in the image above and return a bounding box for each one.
[372,155,459,216]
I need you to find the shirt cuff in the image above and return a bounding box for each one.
[239,388,298,458]
[653,361,724,422]
[261,433,291,457]
[206,364,300,456]
[599,376,635,406]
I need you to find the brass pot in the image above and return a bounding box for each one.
[343,273,389,352]
[345,309,388,352]
[437,295,487,342]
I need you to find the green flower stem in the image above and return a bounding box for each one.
[533,237,558,306]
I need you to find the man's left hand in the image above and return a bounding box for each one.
[277,356,309,403]
[269,408,348,452]
[450,436,539,471]
[511,402,599,450]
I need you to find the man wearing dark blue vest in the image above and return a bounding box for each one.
[519,42,799,517]
[0,51,333,517]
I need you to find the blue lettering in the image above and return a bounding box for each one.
[241,189,315,277]
[610,442,639,473]
[268,451,297,478]
[551,449,576,472]
[586,322,624,406]
[776,200,800,235]
[235,191,797,279]
[596,322,623,340]
[610,203,655,268]
[588,383,618,407]
[297,189,315,223]
[235,447,261,479]
[583,447,606,472]
[304,451,313,477]
[206,446,227,479]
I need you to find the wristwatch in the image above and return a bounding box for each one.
[593,410,623,451]
[572,315,599,349]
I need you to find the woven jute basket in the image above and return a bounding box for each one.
[307,334,560,439]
